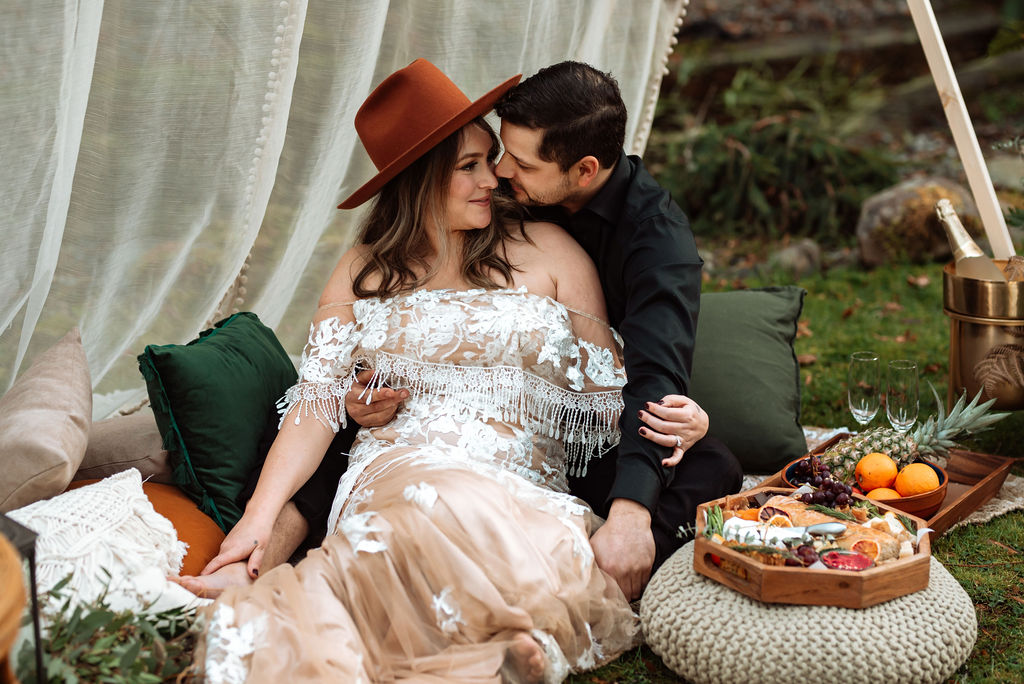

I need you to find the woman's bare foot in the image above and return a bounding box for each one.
[503,632,546,683]
[171,562,254,599]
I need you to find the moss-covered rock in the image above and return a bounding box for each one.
[855,176,982,267]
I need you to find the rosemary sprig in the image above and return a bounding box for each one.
[807,504,857,522]
[896,514,918,535]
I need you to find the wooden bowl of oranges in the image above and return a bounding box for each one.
[783,451,947,519]
[852,452,947,519]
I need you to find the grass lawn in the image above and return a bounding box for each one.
[573,261,1024,683]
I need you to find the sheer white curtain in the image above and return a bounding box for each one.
[1,0,686,418]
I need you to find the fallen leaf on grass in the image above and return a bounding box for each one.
[805,372,813,386]
[841,300,865,319]
[883,301,904,314]
[907,274,931,288]
[873,329,918,344]
[987,539,1020,555]
[894,329,917,344]
[797,354,817,366]
[925,363,941,374]
[796,319,813,338]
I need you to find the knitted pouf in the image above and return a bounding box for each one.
[641,543,977,684]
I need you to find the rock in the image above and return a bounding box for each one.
[767,238,822,278]
[856,176,982,268]
[987,153,1024,191]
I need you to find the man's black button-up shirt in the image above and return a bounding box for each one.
[553,152,703,514]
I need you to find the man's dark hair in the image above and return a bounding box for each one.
[495,61,626,171]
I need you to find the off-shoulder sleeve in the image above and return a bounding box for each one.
[276,315,360,432]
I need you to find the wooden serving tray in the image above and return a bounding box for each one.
[694,486,931,609]
[760,435,1015,537]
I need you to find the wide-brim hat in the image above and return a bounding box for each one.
[338,59,521,209]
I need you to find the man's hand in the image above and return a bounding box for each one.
[201,512,276,580]
[345,369,409,427]
[638,394,708,467]
[590,498,655,601]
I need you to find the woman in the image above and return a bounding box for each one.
[198,60,687,683]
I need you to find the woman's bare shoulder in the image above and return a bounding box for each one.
[509,221,587,260]
[319,244,369,311]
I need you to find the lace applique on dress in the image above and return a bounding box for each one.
[339,511,387,554]
[277,317,358,431]
[203,605,266,684]
[281,288,625,483]
[432,586,463,636]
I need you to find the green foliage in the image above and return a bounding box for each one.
[649,59,900,247]
[987,20,1024,56]
[15,576,199,683]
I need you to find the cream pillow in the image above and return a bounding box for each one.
[0,328,92,512]
[75,406,173,483]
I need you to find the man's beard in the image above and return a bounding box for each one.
[499,177,579,208]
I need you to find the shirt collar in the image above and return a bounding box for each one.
[577,150,631,224]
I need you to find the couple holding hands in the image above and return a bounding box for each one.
[190,59,741,683]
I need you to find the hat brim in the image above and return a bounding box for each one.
[338,73,522,210]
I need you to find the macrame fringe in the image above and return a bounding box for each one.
[8,470,187,618]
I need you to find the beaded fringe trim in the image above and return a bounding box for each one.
[277,350,622,476]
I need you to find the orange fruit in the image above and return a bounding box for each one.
[735,508,761,521]
[854,452,898,492]
[894,463,940,496]
[866,487,901,501]
[851,539,881,561]
[765,515,792,527]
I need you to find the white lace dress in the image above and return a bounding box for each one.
[200,288,640,683]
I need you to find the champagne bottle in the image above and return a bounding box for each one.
[936,199,1006,282]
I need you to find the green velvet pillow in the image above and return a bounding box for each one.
[689,286,807,474]
[137,312,296,531]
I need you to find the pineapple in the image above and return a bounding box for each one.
[821,387,1009,483]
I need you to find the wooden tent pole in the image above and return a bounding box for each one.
[906,0,1016,258]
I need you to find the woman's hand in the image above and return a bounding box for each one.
[345,369,409,427]
[200,511,276,580]
[637,395,709,467]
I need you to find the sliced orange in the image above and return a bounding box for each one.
[765,514,793,527]
[851,539,881,561]
[866,487,901,501]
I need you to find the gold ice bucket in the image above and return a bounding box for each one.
[943,261,1024,410]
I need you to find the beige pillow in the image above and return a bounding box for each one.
[75,406,173,483]
[0,328,92,512]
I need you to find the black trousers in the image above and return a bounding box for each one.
[568,436,743,571]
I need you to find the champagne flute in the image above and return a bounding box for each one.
[886,360,919,434]
[847,351,881,428]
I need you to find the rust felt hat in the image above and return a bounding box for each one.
[338,59,521,209]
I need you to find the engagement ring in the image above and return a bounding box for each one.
[674,435,682,448]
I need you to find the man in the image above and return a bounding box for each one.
[185,61,740,601]
[492,61,742,599]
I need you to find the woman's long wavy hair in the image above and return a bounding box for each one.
[352,117,524,298]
